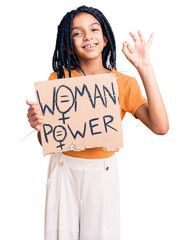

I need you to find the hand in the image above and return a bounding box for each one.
[26,100,44,131]
[122,30,154,70]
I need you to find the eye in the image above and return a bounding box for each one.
[72,32,82,37]
[92,28,99,32]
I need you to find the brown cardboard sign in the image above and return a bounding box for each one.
[34,73,124,155]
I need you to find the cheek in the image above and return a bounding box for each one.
[98,34,107,45]
[72,39,81,51]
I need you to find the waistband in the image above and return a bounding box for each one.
[54,153,117,170]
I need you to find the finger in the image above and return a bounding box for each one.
[147,32,154,48]
[30,123,41,132]
[27,104,41,114]
[30,119,43,131]
[26,101,42,116]
[27,102,38,114]
[122,42,130,57]
[138,30,145,43]
[29,114,44,122]
[27,108,43,120]
[122,41,134,54]
[27,108,39,117]
[129,32,139,44]
[35,126,41,132]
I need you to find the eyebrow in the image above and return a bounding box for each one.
[72,22,100,31]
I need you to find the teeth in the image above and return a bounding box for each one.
[84,44,96,49]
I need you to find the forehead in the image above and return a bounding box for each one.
[72,12,101,28]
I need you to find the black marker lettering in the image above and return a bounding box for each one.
[67,122,86,139]
[36,88,56,115]
[103,115,118,132]
[43,124,53,143]
[89,117,102,135]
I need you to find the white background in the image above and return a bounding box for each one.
[0,0,188,239]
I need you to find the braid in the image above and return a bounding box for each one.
[52,5,117,79]
[102,19,117,70]
[65,20,72,78]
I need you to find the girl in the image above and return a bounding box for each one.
[26,5,169,240]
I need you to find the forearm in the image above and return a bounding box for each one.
[37,131,42,145]
[137,64,169,133]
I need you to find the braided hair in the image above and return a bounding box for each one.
[52,5,117,79]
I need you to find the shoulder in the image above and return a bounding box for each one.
[48,72,58,80]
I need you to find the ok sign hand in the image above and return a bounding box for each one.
[122,30,154,70]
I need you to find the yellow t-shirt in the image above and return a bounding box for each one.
[48,68,147,159]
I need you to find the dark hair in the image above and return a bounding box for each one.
[52,5,116,78]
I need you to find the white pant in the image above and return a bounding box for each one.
[45,153,120,240]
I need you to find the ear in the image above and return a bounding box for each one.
[103,35,108,47]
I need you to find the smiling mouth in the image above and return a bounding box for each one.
[83,43,98,49]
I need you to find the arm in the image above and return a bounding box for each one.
[37,131,42,145]
[122,31,169,135]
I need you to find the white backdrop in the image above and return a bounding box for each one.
[0,0,188,239]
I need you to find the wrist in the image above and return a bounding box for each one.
[136,63,153,76]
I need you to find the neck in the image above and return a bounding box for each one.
[75,58,111,75]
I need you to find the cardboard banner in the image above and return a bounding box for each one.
[35,73,124,155]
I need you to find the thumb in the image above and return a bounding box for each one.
[26,100,36,106]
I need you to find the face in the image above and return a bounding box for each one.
[71,13,107,63]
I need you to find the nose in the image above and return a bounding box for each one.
[83,31,93,41]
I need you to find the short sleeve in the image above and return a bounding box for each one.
[48,72,58,81]
[123,77,148,119]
